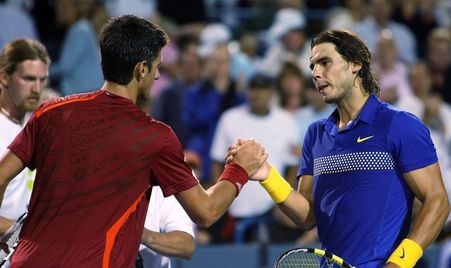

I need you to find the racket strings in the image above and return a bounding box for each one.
[278,252,338,268]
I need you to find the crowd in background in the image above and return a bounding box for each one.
[1,0,451,249]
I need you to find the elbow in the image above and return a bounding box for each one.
[442,197,450,222]
[192,214,218,228]
[191,208,224,228]
[301,221,316,231]
[299,213,317,231]
[436,191,450,222]
[429,192,450,224]
[181,240,195,260]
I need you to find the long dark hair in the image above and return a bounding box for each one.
[311,29,380,96]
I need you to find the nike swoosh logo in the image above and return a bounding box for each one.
[357,135,374,143]
[400,248,405,259]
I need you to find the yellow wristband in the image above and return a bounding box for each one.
[386,239,423,268]
[259,165,292,203]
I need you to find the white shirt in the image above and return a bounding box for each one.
[0,112,33,220]
[138,187,195,268]
[210,105,300,217]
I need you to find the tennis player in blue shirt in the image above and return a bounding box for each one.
[231,30,449,268]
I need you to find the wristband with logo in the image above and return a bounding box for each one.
[386,238,423,268]
[219,163,249,196]
[259,165,292,203]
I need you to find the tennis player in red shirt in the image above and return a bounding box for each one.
[0,15,267,267]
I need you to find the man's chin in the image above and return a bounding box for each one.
[23,104,39,112]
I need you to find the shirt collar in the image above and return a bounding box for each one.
[356,95,379,124]
[323,95,380,134]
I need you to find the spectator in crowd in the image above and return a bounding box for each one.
[0,38,50,234]
[434,0,451,27]
[352,0,418,65]
[198,23,256,88]
[294,80,335,155]
[259,7,311,77]
[210,73,299,243]
[425,27,451,104]
[50,0,103,95]
[151,34,202,147]
[0,0,38,50]
[184,42,246,182]
[392,0,439,58]
[372,29,412,105]
[326,0,369,30]
[274,61,307,113]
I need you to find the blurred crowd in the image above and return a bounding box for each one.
[1,0,451,249]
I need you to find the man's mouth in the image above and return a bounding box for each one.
[27,96,40,103]
[318,84,329,92]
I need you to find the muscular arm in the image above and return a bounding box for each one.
[403,162,449,248]
[278,174,316,230]
[141,228,194,259]
[176,141,267,227]
[175,180,238,227]
[385,163,449,268]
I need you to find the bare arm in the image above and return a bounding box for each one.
[141,228,194,259]
[176,178,240,227]
[176,140,267,227]
[402,162,449,247]
[278,174,316,230]
[248,161,316,230]
[0,151,25,207]
[0,216,14,235]
[385,162,449,268]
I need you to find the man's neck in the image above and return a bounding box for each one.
[0,106,24,125]
[250,106,270,116]
[336,93,370,130]
[100,81,137,104]
[0,96,25,125]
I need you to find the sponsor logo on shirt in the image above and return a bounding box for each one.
[357,135,374,143]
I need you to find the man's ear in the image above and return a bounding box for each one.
[134,61,149,82]
[351,63,362,74]
[0,70,8,89]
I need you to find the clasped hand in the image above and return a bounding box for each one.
[225,139,271,180]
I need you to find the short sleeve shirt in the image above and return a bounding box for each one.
[298,95,437,267]
[8,91,198,268]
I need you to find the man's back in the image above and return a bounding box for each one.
[8,90,198,267]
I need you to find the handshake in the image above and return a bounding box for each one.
[224,139,271,181]
[223,139,293,204]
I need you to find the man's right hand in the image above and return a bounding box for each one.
[249,162,271,181]
[229,139,268,177]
